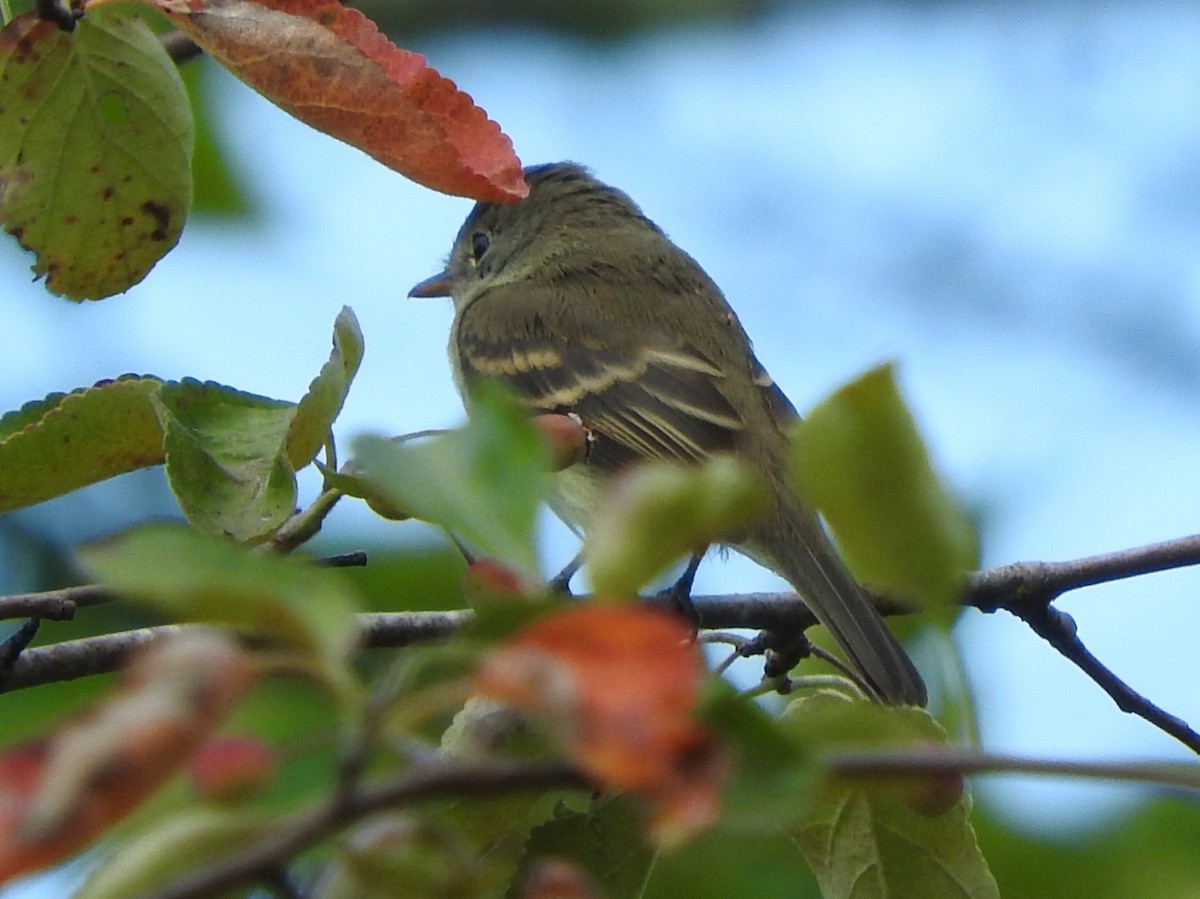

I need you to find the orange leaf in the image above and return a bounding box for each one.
[0,630,255,883]
[142,0,526,202]
[477,605,723,844]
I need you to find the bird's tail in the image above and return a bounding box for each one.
[748,490,927,706]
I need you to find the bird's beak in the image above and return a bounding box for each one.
[408,270,452,299]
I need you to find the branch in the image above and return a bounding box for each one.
[961,534,1200,755]
[827,746,1200,792]
[141,759,586,899]
[965,533,1200,607]
[5,533,1200,748]
[125,745,1200,899]
[0,584,116,621]
[1,612,471,692]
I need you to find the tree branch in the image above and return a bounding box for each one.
[828,746,1200,792]
[133,744,1200,899]
[140,759,586,899]
[0,584,116,621]
[960,534,1200,755]
[1,613,471,692]
[5,532,1200,749]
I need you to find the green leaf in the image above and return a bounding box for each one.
[784,692,998,899]
[286,306,365,469]
[78,523,360,666]
[642,825,819,899]
[791,363,977,605]
[155,379,297,543]
[0,9,193,300]
[585,456,767,597]
[698,682,817,832]
[351,382,548,579]
[76,806,273,899]
[0,376,164,513]
[516,795,656,898]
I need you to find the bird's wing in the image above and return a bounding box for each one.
[455,287,767,473]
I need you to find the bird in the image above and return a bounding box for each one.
[410,162,926,706]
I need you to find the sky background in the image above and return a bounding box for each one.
[3,3,1200,877]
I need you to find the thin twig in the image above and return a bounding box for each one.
[316,551,369,568]
[269,488,344,554]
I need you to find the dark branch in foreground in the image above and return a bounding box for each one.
[138,743,1200,899]
[140,759,586,899]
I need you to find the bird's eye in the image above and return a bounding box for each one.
[470,232,490,263]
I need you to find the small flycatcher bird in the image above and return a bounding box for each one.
[410,162,926,706]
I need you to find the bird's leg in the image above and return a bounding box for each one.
[656,552,704,626]
[549,551,584,596]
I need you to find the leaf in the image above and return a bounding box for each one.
[698,682,817,833]
[78,523,361,667]
[0,376,164,513]
[477,604,723,845]
[314,813,506,899]
[286,306,364,469]
[75,806,274,899]
[0,9,193,300]
[784,692,998,899]
[516,796,656,899]
[351,382,549,580]
[189,736,277,801]
[641,824,818,899]
[145,0,526,201]
[791,363,977,606]
[0,631,255,885]
[585,456,767,597]
[154,379,297,542]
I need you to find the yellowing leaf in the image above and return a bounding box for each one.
[286,306,364,469]
[791,364,977,605]
[0,10,193,300]
[0,631,254,886]
[76,806,274,899]
[0,376,164,513]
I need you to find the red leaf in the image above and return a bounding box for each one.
[0,630,255,883]
[190,736,277,801]
[145,0,526,201]
[477,605,723,844]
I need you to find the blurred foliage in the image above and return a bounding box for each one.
[976,798,1200,897]
[360,0,775,40]
[181,59,253,217]
[335,542,466,612]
